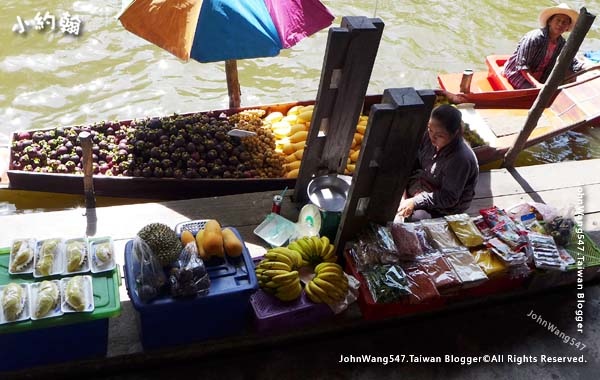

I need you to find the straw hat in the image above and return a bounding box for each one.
[539,3,579,31]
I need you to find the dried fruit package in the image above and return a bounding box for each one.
[445,214,485,248]
[169,242,211,298]
[350,224,399,272]
[443,248,488,287]
[132,236,167,303]
[471,248,507,277]
[390,222,435,257]
[414,252,462,292]
[404,269,440,304]
[421,218,461,250]
[485,237,527,266]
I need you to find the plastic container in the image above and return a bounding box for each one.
[343,251,445,321]
[124,227,258,350]
[0,247,121,372]
[250,289,333,334]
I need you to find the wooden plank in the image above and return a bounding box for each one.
[294,17,384,204]
[334,88,433,255]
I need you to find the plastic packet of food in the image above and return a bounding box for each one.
[470,248,507,277]
[0,283,30,324]
[372,224,401,264]
[485,237,527,266]
[404,268,440,304]
[443,248,488,287]
[132,236,167,303]
[480,206,528,249]
[528,232,566,271]
[472,216,494,239]
[363,265,411,303]
[64,238,90,275]
[422,218,461,250]
[520,213,546,234]
[90,238,116,273]
[169,242,211,298]
[546,216,575,247]
[445,214,485,247]
[30,280,63,320]
[390,222,424,257]
[61,275,94,313]
[415,252,462,292]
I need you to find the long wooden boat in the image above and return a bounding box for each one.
[437,54,600,109]
[2,80,600,203]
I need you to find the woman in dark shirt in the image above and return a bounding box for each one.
[397,105,478,219]
[503,3,584,89]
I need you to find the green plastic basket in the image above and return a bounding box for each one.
[564,231,600,269]
[0,246,121,335]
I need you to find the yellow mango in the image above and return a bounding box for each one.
[289,130,308,143]
[298,110,313,123]
[293,149,304,160]
[284,153,297,163]
[282,115,298,124]
[265,111,284,123]
[285,160,301,171]
[286,168,300,178]
[290,124,308,135]
[354,133,363,144]
[357,124,366,134]
[350,150,360,162]
[281,141,305,155]
[287,105,303,116]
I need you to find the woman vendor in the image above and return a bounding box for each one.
[397,105,478,220]
[503,3,584,89]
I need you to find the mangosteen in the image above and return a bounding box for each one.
[185,168,198,178]
[147,117,162,129]
[171,151,182,162]
[239,151,251,162]
[56,164,68,173]
[92,163,100,174]
[150,146,161,158]
[65,141,74,150]
[186,159,198,169]
[180,152,190,162]
[186,142,196,153]
[173,169,184,179]
[160,151,169,160]
[207,149,218,160]
[70,154,80,164]
[161,159,172,169]
[198,167,208,178]
[228,156,239,166]
[44,130,55,140]
[141,166,152,177]
[32,131,45,142]
[65,161,76,172]
[164,167,174,178]
[19,154,30,165]
[132,168,142,177]
[174,135,186,147]
[222,170,232,178]
[17,131,31,140]
[106,127,115,136]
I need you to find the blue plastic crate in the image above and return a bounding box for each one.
[124,227,258,350]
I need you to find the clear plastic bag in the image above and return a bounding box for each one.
[390,222,435,257]
[443,248,488,286]
[471,248,507,277]
[415,252,462,291]
[363,265,411,303]
[132,237,167,303]
[169,242,211,298]
[404,269,440,304]
[350,224,400,271]
[422,218,461,250]
[445,214,485,248]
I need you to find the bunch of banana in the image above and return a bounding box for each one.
[255,247,303,301]
[305,262,349,305]
[288,236,337,266]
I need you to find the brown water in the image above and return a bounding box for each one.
[1,0,600,164]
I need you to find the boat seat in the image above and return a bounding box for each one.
[486,55,514,91]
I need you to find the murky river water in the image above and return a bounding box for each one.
[2,0,600,165]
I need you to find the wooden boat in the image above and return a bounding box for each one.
[2,79,600,202]
[437,54,600,108]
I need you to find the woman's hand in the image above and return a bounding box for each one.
[398,198,416,218]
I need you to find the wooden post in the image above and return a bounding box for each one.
[293,17,384,205]
[502,7,595,167]
[226,59,241,108]
[79,131,97,236]
[333,88,435,256]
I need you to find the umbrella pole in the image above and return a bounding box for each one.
[225,59,241,108]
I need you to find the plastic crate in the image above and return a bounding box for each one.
[528,232,600,291]
[124,227,258,350]
[250,289,333,334]
[0,248,121,372]
[343,252,445,321]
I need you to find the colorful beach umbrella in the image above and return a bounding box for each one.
[118,0,334,106]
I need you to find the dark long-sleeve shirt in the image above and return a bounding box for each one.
[412,135,479,216]
[503,27,583,89]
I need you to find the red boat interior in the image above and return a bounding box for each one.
[438,55,513,94]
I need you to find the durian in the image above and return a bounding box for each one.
[137,223,182,267]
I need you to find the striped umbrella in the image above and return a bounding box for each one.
[119,0,334,107]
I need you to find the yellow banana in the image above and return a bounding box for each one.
[293,239,312,260]
[263,269,290,278]
[308,280,335,304]
[322,245,337,262]
[316,272,345,283]
[272,270,299,283]
[264,252,294,267]
[320,236,330,251]
[276,283,302,301]
[276,277,301,294]
[262,280,281,289]
[314,262,338,273]
[257,261,291,271]
[310,236,323,256]
[313,277,345,300]
[304,281,322,303]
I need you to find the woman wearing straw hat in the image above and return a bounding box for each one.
[503,3,585,89]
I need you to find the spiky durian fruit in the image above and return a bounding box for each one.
[137,223,183,267]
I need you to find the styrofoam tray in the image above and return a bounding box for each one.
[63,238,90,275]
[8,238,36,275]
[89,238,115,274]
[61,276,95,313]
[0,283,30,324]
[34,238,64,278]
[29,280,63,320]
